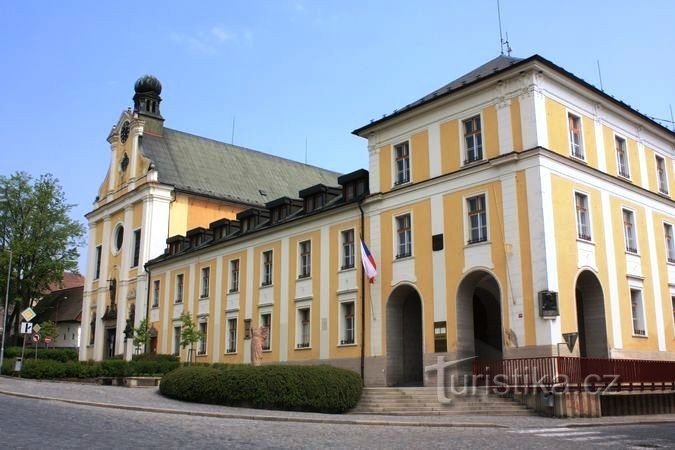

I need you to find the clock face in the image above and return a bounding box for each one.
[120,121,130,143]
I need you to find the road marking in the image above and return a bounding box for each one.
[542,431,601,438]
[511,428,575,434]
[567,435,628,442]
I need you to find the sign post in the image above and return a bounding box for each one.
[32,333,41,360]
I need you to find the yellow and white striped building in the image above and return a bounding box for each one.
[86,55,675,386]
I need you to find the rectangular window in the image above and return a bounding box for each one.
[394,141,410,184]
[200,267,210,298]
[94,245,102,279]
[341,229,355,269]
[463,115,483,163]
[175,274,184,303]
[568,113,584,159]
[467,194,488,244]
[434,321,448,353]
[575,192,591,241]
[656,155,669,194]
[131,229,141,267]
[615,136,629,178]
[229,259,240,292]
[395,214,412,258]
[672,296,675,332]
[173,326,181,356]
[340,301,355,345]
[226,318,237,353]
[297,307,311,348]
[198,322,207,355]
[299,240,311,278]
[261,313,271,351]
[623,209,637,253]
[630,288,646,336]
[665,224,675,263]
[152,280,160,308]
[262,250,273,286]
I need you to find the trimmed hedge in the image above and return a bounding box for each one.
[4,347,78,362]
[0,354,179,378]
[160,364,363,413]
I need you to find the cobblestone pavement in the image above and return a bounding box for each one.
[1,395,674,450]
[1,376,674,429]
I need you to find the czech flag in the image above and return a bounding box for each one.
[360,239,377,283]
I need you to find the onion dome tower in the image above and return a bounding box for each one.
[133,75,163,120]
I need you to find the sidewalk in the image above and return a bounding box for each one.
[1,376,674,429]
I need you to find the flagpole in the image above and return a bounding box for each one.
[358,201,366,385]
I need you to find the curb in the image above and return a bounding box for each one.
[564,419,675,428]
[0,389,507,429]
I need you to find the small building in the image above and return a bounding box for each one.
[35,284,84,349]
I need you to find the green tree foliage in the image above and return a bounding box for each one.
[133,317,151,351]
[39,320,58,346]
[0,172,85,344]
[178,312,203,364]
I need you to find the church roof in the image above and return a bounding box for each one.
[141,128,341,206]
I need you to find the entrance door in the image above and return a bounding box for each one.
[386,285,423,386]
[575,271,608,358]
[105,328,116,359]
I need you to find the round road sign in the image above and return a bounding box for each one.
[32,333,40,343]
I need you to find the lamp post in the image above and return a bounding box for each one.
[1,250,12,373]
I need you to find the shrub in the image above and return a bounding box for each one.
[4,347,77,362]
[160,364,362,413]
[20,359,66,379]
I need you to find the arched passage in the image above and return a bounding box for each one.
[456,270,503,360]
[575,270,608,358]
[386,285,423,386]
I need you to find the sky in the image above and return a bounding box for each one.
[1,0,674,275]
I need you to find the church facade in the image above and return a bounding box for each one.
[84,54,675,386]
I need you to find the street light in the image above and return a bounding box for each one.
[0,250,12,374]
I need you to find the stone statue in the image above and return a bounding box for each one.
[251,326,269,366]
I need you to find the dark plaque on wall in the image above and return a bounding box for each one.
[538,290,559,318]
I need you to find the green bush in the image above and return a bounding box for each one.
[160,364,363,413]
[4,347,77,362]
[20,359,67,379]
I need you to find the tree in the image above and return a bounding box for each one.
[133,317,151,354]
[0,172,85,345]
[179,312,203,365]
[39,320,58,348]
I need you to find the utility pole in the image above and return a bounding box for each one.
[1,250,13,373]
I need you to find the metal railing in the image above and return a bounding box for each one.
[473,356,675,392]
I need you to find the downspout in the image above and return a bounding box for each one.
[144,264,151,354]
[358,199,366,386]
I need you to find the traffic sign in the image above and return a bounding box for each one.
[21,307,36,322]
[20,322,33,334]
[31,333,40,343]
[33,323,41,333]
[44,336,52,344]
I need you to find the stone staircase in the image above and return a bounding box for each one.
[350,387,537,416]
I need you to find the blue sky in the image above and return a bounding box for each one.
[1,1,674,274]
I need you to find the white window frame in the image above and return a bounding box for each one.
[622,208,638,254]
[225,316,238,354]
[629,287,647,337]
[466,193,488,244]
[567,111,585,160]
[296,306,311,349]
[394,213,412,259]
[298,240,312,279]
[175,273,184,303]
[198,321,208,355]
[229,259,240,293]
[152,279,160,308]
[260,311,272,351]
[261,250,273,286]
[665,223,675,264]
[111,222,125,256]
[655,154,669,195]
[338,300,356,346]
[574,191,592,241]
[340,228,355,270]
[462,114,484,165]
[393,140,411,185]
[173,325,181,356]
[200,266,210,298]
[131,227,142,268]
[614,134,630,179]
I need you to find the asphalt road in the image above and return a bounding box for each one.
[0,394,673,449]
